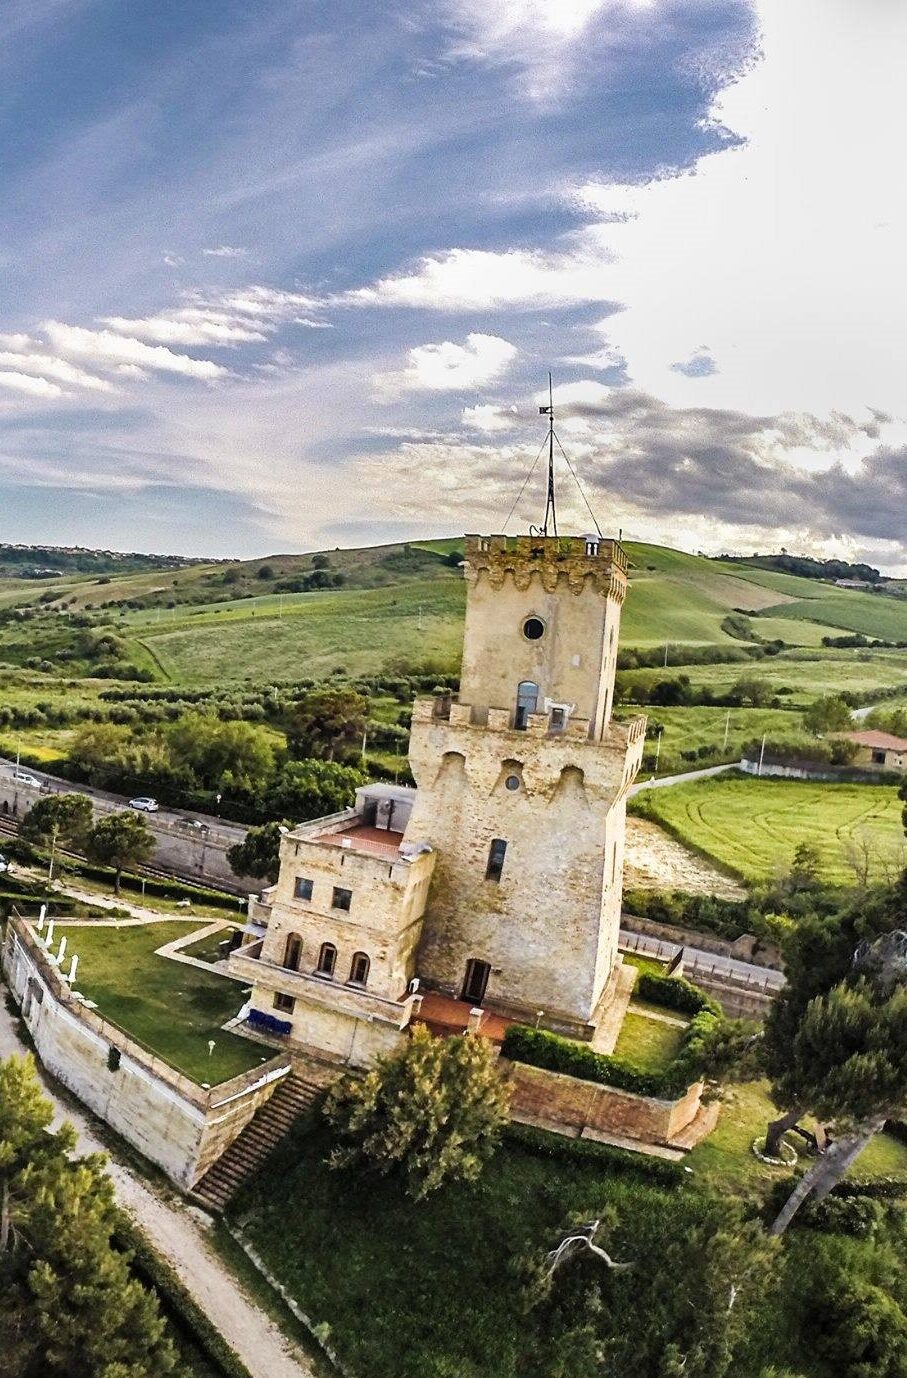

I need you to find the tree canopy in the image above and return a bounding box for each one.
[20,793,94,852]
[325,1025,510,1199]
[0,1055,179,1378]
[86,811,155,893]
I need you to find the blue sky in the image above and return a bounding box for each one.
[2,0,906,567]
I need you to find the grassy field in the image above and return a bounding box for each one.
[622,705,810,763]
[634,773,906,884]
[53,921,268,1083]
[131,579,465,683]
[618,648,907,705]
[232,1101,907,1378]
[612,1010,686,1070]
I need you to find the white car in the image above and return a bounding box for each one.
[0,854,9,873]
[129,796,160,813]
[12,771,40,788]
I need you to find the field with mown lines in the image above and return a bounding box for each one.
[635,774,906,884]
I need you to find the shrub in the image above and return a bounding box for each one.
[501,1024,687,1098]
[636,972,722,1017]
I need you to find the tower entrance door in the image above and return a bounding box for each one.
[461,958,491,1005]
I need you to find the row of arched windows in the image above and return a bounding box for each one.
[281,933,370,987]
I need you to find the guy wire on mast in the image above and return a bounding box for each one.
[503,372,604,539]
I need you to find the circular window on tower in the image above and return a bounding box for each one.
[505,774,521,791]
[522,616,545,641]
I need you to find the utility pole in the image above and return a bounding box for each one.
[48,823,59,884]
[757,734,766,777]
[418,604,423,632]
[654,728,663,774]
[723,710,731,752]
[663,643,669,668]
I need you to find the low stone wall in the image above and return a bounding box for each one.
[622,913,782,969]
[501,1057,704,1147]
[2,917,291,1188]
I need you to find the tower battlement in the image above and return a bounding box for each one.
[464,534,628,601]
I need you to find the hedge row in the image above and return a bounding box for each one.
[501,1023,687,1098]
[636,972,722,1018]
[113,1211,252,1378]
[504,1122,686,1184]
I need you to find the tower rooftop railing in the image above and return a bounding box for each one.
[464,533,628,574]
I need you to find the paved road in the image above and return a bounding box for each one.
[0,989,315,1378]
[620,926,786,992]
[629,762,737,796]
[0,756,253,890]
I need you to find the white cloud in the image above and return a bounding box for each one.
[102,311,267,346]
[0,349,114,392]
[346,246,611,311]
[373,332,517,398]
[0,370,63,398]
[43,321,228,380]
[443,0,655,102]
[462,402,518,432]
[203,244,247,258]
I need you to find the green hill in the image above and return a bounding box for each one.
[2,535,907,688]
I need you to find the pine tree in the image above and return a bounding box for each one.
[0,1055,179,1378]
[325,1025,510,1199]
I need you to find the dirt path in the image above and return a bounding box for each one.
[0,993,317,1378]
[624,816,745,898]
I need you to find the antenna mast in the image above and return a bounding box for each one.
[538,371,557,537]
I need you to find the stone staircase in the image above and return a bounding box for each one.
[192,1073,322,1213]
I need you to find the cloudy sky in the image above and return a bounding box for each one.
[2,0,906,567]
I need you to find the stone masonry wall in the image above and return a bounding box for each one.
[3,923,289,1188]
[502,1058,704,1145]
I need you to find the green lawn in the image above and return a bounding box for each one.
[178,926,240,963]
[688,1080,907,1191]
[53,921,268,1084]
[621,705,810,765]
[635,773,905,885]
[613,1011,686,1071]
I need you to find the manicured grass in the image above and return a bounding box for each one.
[178,926,239,963]
[53,921,268,1084]
[613,1011,686,1071]
[688,1080,907,1191]
[771,591,907,641]
[636,773,905,884]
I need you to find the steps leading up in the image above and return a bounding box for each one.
[192,1073,321,1212]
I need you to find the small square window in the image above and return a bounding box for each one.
[294,876,313,901]
[332,886,352,912]
[273,992,295,1013]
[550,707,566,732]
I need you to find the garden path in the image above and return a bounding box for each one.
[0,991,317,1378]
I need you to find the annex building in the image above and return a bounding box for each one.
[230,532,646,1065]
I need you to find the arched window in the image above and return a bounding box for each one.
[515,680,539,730]
[282,933,302,971]
[348,952,370,986]
[316,942,337,978]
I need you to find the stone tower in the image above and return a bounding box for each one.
[406,534,646,1038]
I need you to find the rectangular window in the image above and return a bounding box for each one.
[273,992,295,1013]
[332,886,352,911]
[486,838,507,882]
[294,876,314,901]
[550,707,566,732]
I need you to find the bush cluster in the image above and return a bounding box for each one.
[636,972,722,1017]
[501,1023,690,1098]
